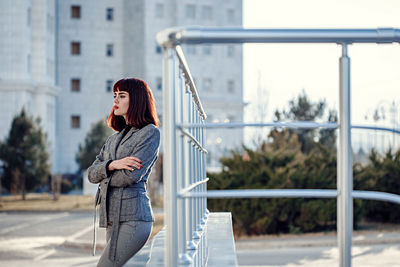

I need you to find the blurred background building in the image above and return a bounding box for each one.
[0,0,60,170]
[0,0,244,174]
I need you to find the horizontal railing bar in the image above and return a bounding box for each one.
[178,178,210,197]
[351,125,400,135]
[178,122,400,135]
[178,127,208,154]
[179,121,337,129]
[182,189,400,205]
[183,189,337,198]
[352,191,400,205]
[157,27,400,46]
[175,45,207,120]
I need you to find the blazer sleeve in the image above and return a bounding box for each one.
[87,136,113,184]
[109,126,160,187]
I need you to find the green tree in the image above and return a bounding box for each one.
[206,92,367,236]
[0,109,51,199]
[75,119,113,172]
[354,149,400,223]
[272,91,337,153]
[208,137,363,235]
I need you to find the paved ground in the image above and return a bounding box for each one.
[236,232,400,267]
[0,211,399,266]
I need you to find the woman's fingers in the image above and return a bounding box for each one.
[123,162,141,171]
[128,156,142,163]
[131,160,143,168]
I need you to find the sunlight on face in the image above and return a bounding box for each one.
[113,90,130,119]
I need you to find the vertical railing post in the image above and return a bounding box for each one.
[338,43,353,267]
[163,47,178,267]
[178,75,192,265]
[187,93,197,254]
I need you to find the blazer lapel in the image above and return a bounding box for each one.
[119,126,139,147]
[109,127,128,160]
[110,126,140,159]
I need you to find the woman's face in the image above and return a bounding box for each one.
[113,90,130,119]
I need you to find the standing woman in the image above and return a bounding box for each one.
[88,78,160,267]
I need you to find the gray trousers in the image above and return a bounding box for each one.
[97,220,153,267]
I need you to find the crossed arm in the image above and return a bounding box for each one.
[87,127,160,187]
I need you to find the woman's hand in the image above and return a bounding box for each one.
[108,157,143,172]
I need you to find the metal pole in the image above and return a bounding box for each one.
[187,92,197,252]
[178,75,192,265]
[163,47,178,267]
[338,44,353,267]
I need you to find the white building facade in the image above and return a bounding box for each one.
[1,0,243,174]
[0,0,60,171]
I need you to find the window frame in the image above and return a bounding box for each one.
[71,42,81,55]
[71,78,81,92]
[71,115,81,129]
[106,44,114,57]
[106,7,114,21]
[71,5,81,19]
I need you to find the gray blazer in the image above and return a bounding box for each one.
[87,123,160,262]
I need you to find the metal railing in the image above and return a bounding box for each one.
[157,27,400,267]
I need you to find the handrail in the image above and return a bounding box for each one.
[178,178,210,197]
[180,121,338,129]
[158,26,400,267]
[178,127,208,154]
[179,122,400,134]
[182,189,400,205]
[175,45,207,120]
[157,27,400,46]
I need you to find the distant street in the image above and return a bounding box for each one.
[236,244,400,266]
[236,232,400,267]
[0,211,399,266]
[0,211,101,266]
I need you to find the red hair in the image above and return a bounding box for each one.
[107,78,159,132]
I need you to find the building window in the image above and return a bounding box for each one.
[203,45,211,55]
[71,78,81,92]
[71,5,81,19]
[203,78,212,91]
[27,7,31,26]
[202,6,213,20]
[228,80,235,93]
[156,44,162,54]
[227,8,235,24]
[71,115,80,129]
[106,8,114,21]
[106,80,113,92]
[106,44,114,57]
[71,42,81,55]
[155,3,164,18]
[185,4,196,19]
[156,77,162,91]
[227,45,234,57]
[187,46,196,55]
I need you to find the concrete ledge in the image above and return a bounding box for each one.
[125,212,238,266]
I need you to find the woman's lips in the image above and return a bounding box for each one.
[114,105,119,109]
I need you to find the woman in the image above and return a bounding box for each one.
[88,78,160,267]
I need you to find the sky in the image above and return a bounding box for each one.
[243,0,400,147]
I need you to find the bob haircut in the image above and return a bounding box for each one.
[107,78,159,132]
